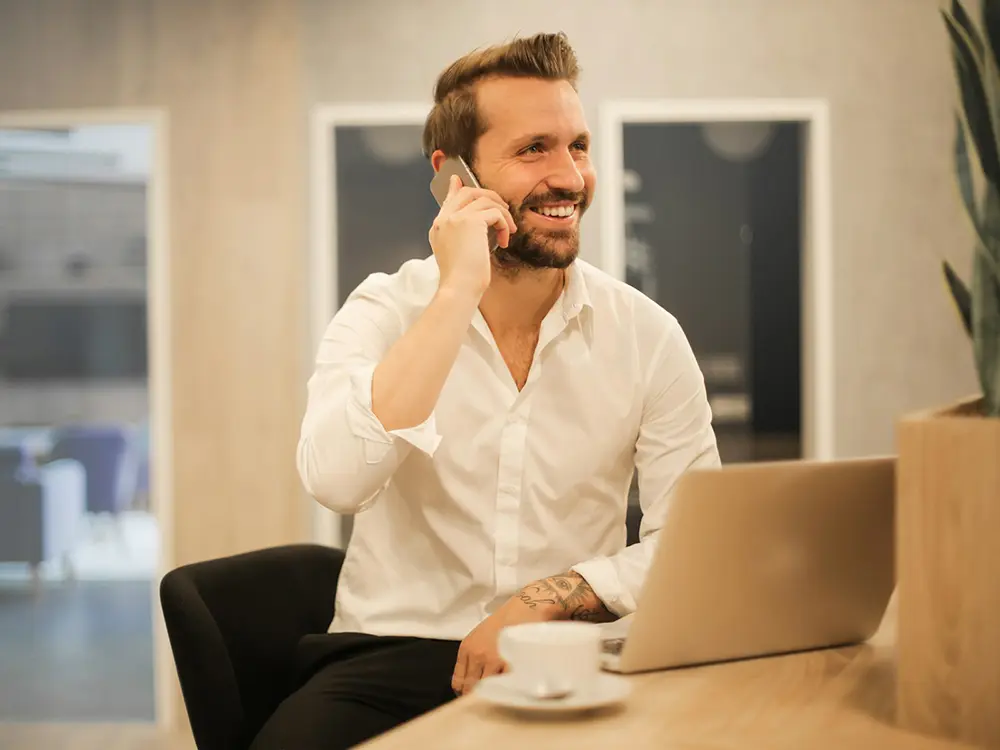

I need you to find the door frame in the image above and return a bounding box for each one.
[0,108,174,728]
[308,103,431,548]
[598,99,834,460]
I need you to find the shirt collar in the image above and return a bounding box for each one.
[467,260,594,341]
[560,260,593,323]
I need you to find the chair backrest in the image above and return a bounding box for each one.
[49,426,129,513]
[160,544,344,750]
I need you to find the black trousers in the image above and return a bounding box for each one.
[248,632,461,750]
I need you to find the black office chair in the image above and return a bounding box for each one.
[160,544,345,750]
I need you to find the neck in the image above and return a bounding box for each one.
[479,264,567,335]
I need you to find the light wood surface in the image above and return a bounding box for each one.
[361,596,978,750]
[0,723,194,750]
[897,401,1000,746]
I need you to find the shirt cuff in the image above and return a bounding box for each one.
[570,556,637,618]
[346,364,443,461]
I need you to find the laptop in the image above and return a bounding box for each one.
[600,456,896,674]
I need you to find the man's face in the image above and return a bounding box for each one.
[467,76,596,272]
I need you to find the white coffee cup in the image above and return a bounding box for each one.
[497,621,602,698]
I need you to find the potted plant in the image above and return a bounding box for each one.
[896,1,1000,745]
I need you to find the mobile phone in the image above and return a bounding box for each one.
[429,156,499,251]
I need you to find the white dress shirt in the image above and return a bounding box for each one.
[297,256,721,641]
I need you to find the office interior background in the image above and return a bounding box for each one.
[0,0,981,747]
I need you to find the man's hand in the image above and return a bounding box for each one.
[430,174,516,299]
[452,571,615,696]
[451,595,543,696]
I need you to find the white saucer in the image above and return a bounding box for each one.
[473,672,631,714]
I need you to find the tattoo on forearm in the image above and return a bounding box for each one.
[517,591,556,609]
[517,572,615,622]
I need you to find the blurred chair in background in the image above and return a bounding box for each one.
[0,445,86,584]
[48,425,134,517]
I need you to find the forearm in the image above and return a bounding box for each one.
[515,571,616,623]
[372,285,480,432]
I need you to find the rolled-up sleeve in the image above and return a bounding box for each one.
[297,275,442,515]
[571,318,721,617]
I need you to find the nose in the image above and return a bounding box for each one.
[546,149,586,194]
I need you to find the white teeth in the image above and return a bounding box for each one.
[535,205,576,218]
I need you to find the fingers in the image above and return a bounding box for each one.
[451,650,467,696]
[443,186,510,215]
[453,648,505,696]
[432,194,516,249]
[477,207,512,248]
[461,658,486,696]
[456,197,515,247]
[481,658,507,681]
[464,197,516,237]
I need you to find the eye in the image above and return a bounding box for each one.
[572,140,589,152]
[521,143,544,155]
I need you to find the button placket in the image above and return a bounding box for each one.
[493,401,531,596]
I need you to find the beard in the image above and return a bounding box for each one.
[492,187,589,274]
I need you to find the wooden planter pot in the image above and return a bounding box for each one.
[896,396,1000,746]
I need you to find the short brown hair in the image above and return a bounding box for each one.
[421,32,580,165]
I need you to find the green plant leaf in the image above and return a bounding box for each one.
[971,249,1000,415]
[944,10,1000,187]
[982,0,1000,73]
[980,241,1000,290]
[978,2,1000,190]
[973,185,1000,416]
[943,260,974,337]
[954,0,986,60]
[955,113,980,224]
[954,115,1000,286]
[980,185,1000,290]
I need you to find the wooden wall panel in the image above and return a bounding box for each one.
[147,0,310,564]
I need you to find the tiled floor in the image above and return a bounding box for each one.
[0,580,155,721]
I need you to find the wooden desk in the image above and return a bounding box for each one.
[361,594,977,750]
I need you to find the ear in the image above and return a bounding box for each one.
[430,149,447,173]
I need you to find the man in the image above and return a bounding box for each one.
[252,31,720,750]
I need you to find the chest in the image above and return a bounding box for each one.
[494,330,540,391]
[424,328,647,500]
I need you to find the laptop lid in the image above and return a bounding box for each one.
[615,456,896,674]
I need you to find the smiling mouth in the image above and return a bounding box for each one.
[529,204,577,220]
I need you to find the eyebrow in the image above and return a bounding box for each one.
[510,131,591,150]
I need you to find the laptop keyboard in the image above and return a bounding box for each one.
[602,638,626,656]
